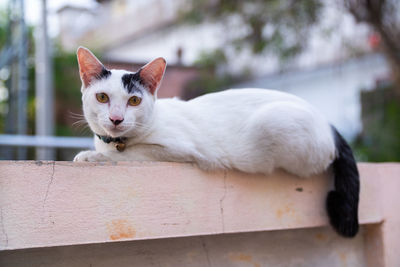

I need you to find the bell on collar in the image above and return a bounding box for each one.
[115,142,126,152]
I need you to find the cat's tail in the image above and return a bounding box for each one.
[327,126,360,237]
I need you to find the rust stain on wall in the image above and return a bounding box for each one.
[339,252,348,267]
[276,204,295,219]
[315,233,327,241]
[229,252,260,267]
[107,219,136,240]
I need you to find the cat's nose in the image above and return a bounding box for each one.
[109,117,124,126]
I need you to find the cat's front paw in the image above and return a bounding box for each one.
[73,150,110,162]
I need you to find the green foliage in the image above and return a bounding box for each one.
[180,0,323,98]
[353,86,400,162]
[183,71,237,100]
[194,49,227,69]
[0,6,36,134]
[53,52,82,105]
[52,50,90,137]
[180,0,322,60]
[182,49,249,99]
[0,9,8,133]
[0,9,7,48]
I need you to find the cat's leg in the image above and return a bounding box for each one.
[122,143,217,169]
[193,158,224,171]
[73,150,111,162]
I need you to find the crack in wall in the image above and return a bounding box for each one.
[200,236,211,267]
[0,206,8,248]
[219,171,227,233]
[43,162,56,208]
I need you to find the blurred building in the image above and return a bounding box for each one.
[57,0,217,66]
[57,0,375,71]
[56,0,390,140]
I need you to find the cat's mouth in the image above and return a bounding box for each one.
[104,125,128,137]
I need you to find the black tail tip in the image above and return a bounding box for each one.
[326,191,359,238]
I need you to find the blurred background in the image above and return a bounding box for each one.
[0,0,398,161]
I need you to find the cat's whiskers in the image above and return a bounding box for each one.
[69,111,86,119]
[72,120,92,136]
[78,127,92,136]
[69,111,93,136]
[72,119,87,126]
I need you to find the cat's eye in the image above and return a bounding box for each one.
[96,93,109,103]
[128,96,142,106]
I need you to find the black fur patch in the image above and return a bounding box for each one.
[327,126,360,237]
[97,68,111,80]
[122,71,143,94]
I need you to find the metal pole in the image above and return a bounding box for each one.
[16,0,28,159]
[0,134,94,149]
[35,0,54,160]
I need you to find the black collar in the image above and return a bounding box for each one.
[96,134,128,152]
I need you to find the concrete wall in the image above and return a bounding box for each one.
[0,162,399,266]
[1,227,367,267]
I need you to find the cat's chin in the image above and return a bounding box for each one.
[106,130,127,138]
[103,127,129,138]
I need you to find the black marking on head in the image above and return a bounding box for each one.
[122,71,143,94]
[96,68,111,80]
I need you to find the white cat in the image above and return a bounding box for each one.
[74,47,359,237]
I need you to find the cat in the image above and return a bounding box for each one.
[74,46,360,238]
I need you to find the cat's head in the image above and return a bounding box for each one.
[76,47,166,138]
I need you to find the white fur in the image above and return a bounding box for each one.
[74,70,336,177]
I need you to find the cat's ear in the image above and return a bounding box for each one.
[139,57,166,95]
[77,46,109,89]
